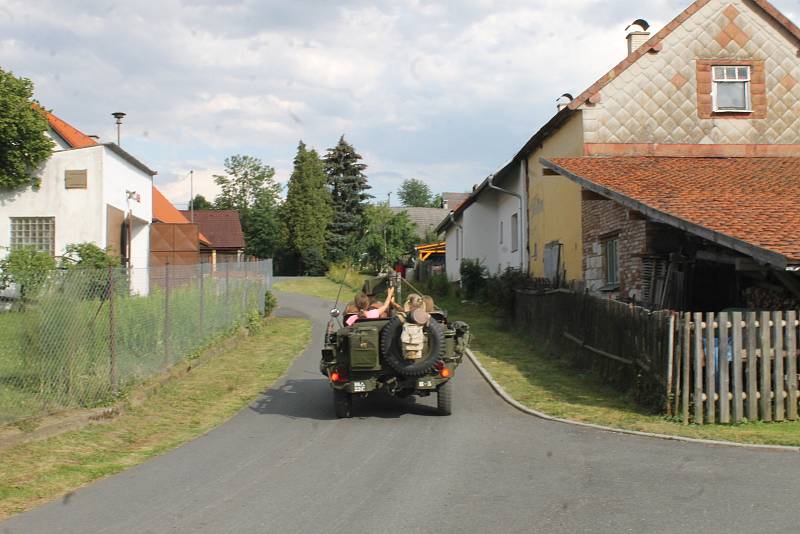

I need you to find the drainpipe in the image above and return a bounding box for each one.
[487,173,524,271]
[448,212,463,283]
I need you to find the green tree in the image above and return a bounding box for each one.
[0,68,53,190]
[360,205,418,272]
[324,135,371,262]
[188,194,213,210]
[213,155,280,212]
[0,247,55,301]
[212,155,282,259]
[398,178,436,207]
[283,141,332,275]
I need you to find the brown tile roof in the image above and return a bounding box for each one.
[179,210,245,250]
[44,110,98,149]
[541,156,800,266]
[153,186,210,245]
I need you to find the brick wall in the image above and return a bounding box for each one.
[582,197,647,300]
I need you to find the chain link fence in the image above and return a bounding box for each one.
[0,260,273,425]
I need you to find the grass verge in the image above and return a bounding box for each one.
[0,316,310,519]
[275,276,800,446]
[274,271,369,304]
[447,296,800,447]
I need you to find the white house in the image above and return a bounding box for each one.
[435,160,528,282]
[0,110,154,293]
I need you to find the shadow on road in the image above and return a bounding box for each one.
[249,378,441,421]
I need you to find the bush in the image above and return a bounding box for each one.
[247,309,263,334]
[486,268,530,315]
[460,259,487,300]
[263,290,278,317]
[0,247,55,301]
[427,272,451,298]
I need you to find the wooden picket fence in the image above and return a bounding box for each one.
[669,311,800,424]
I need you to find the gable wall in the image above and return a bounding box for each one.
[583,0,800,150]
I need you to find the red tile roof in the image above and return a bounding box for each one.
[44,110,98,149]
[152,186,210,245]
[179,210,245,250]
[541,157,800,266]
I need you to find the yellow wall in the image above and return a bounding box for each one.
[527,112,585,280]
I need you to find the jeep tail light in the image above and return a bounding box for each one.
[440,368,451,378]
[331,372,341,382]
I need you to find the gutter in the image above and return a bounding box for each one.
[487,172,524,271]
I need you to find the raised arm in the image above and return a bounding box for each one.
[376,286,396,315]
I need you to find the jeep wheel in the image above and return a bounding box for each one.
[437,379,453,416]
[334,389,352,418]
[380,316,445,377]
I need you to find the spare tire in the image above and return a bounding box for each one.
[380,316,445,377]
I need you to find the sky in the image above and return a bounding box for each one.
[1,0,797,207]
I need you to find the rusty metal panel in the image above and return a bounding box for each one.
[173,223,199,252]
[65,169,87,189]
[106,205,125,257]
[150,224,174,252]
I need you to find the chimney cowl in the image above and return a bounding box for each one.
[556,93,574,111]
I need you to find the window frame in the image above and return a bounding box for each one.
[602,235,620,289]
[712,65,752,113]
[10,217,56,256]
[510,213,519,253]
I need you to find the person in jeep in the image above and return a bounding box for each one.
[346,286,396,326]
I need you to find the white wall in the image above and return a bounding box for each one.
[0,145,106,259]
[0,144,153,294]
[101,148,152,271]
[444,161,527,282]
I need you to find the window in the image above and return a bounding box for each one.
[511,213,519,253]
[10,217,55,255]
[455,228,460,260]
[499,221,504,245]
[713,65,751,112]
[603,236,620,288]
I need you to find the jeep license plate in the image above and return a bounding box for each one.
[417,379,435,389]
[352,381,367,393]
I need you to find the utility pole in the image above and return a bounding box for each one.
[189,170,194,222]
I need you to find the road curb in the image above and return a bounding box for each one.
[465,348,800,453]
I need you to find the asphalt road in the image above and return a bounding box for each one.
[3,291,800,533]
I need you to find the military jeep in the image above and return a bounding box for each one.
[320,274,470,418]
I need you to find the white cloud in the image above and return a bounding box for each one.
[2,0,798,203]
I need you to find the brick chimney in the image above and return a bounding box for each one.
[626,19,650,55]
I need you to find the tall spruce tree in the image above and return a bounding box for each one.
[324,135,371,262]
[283,141,332,275]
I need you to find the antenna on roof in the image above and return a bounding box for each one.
[112,112,126,146]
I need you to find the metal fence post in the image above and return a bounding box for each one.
[109,265,118,394]
[199,262,205,340]
[165,262,171,364]
[225,260,230,322]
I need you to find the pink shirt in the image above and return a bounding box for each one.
[346,309,380,326]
